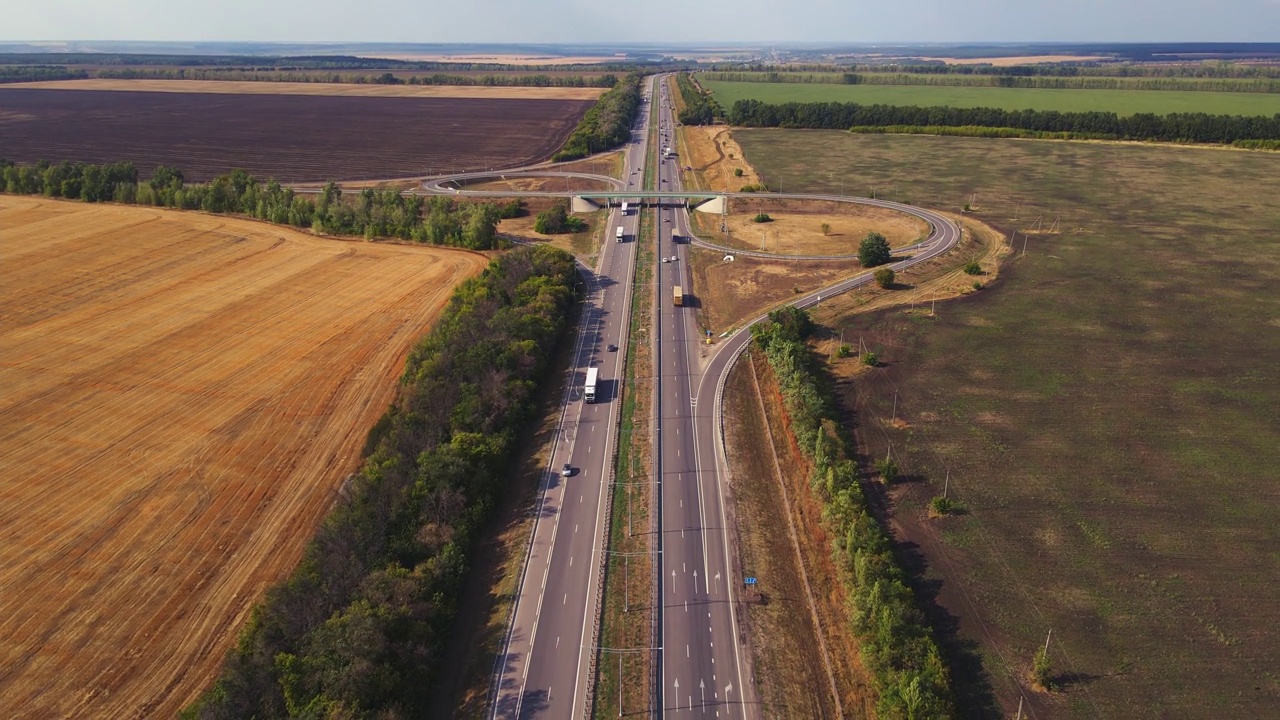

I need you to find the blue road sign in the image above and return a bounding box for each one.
[744,577,757,585]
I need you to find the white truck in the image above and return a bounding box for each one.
[621,201,629,216]
[584,367,599,403]
[616,226,624,242]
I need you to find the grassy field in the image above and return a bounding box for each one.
[735,131,1280,718]
[703,79,1280,117]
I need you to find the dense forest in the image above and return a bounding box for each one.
[552,72,643,160]
[0,65,89,83]
[751,307,954,719]
[706,61,1280,79]
[0,160,513,249]
[701,70,1280,93]
[726,99,1280,144]
[181,244,578,718]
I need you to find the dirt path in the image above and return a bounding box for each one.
[0,197,485,719]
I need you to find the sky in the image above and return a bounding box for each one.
[4,0,1280,44]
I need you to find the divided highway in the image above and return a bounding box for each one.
[428,73,960,719]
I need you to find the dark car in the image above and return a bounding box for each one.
[607,343,618,352]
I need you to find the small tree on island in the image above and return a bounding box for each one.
[821,222,832,236]
[875,267,895,289]
[859,232,892,267]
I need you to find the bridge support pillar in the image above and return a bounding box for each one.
[693,195,727,214]
[570,196,602,213]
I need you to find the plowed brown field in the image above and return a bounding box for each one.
[0,197,486,719]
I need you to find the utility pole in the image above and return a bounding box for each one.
[1015,696,1024,720]
[1022,232,1029,257]
[1043,628,1053,657]
[1050,215,1061,233]
[1013,200,1020,220]
[944,468,950,498]
[891,390,898,423]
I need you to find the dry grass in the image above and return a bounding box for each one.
[0,197,485,719]
[676,126,763,192]
[9,78,606,100]
[693,197,929,256]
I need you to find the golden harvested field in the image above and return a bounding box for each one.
[0,197,486,719]
[9,78,606,100]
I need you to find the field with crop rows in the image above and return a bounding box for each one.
[0,197,485,718]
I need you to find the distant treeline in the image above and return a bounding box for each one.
[93,67,618,87]
[553,71,643,161]
[706,62,1280,79]
[726,99,1280,145]
[0,65,89,83]
[184,243,579,719]
[0,52,678,73]
[701,70,1280,93]
[0,159,513,249]
[675,71,722,125]
[751,307,954,718]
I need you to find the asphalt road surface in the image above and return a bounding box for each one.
[488,77,656,719]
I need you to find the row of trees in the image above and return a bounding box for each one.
[706,61,1280,79]
[726,99,1280,144]
[0,159,509,249]
[751,307,954,719]
[675,72,722,125]
[701,70,1280,93]
[93,67,617,87]
[532,201,587,233]
[184,245,579,719]
[0,65,89,83]
[552,72,643,160]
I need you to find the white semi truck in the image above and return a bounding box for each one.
[584,367,599,403]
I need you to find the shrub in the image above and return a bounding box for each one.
[874,267,895,288]
[858,232,892,267]
[862,351,878,367]
[930,496,955,515]
[875,457,900,483]
[734,167,744,177]
[963,202,973,212]
[752,212,772,223]
[963,261,982,275]
[1033,648,1054,690]
[836,343,852,358]
[972,280,984,290]
[820,222,832,235]
[533,202,586,234]
[738,183,768,193]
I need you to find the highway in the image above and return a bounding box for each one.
[432,73,961,719]
[488,76,656,719]
[648,79,753,718]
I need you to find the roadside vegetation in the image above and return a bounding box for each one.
[737,129,1280,717]
[749,307,954,718]
[0,159,510,248]
[183,244,579,718]
[553,72,643,161]
[674,71,722,125]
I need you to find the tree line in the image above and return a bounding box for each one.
[675,71,722,125]
[182,244,579,719]
[93,67,618,87]
[0,65,89,83]
[0,159,513,249]
[701,70,1280,93]
[552,72,643,161]
[750,307,954,719]
[726,99,1280,144]
[705,61,1280,79]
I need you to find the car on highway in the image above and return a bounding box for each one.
[561,463,572,477]
[662,257,669,263]
[607,343,617,352]
[671,255,677,262]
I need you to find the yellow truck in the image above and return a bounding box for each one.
[673,286,683,306]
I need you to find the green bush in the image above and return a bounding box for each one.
[930,496,955,515]
[858,232,892,267]
[1033,648,1054,690]
[874,267,895,288]
[533,201,587,234]
[972,280,984,290]
[875,457,900,483]
[862,351,878,367]
[963,261,982,275]
[752,212,773,223]
[835,344,852,358]
[821,222,832,235]
[734,167,744,177]
[738,183,768,193]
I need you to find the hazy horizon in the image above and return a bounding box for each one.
[5,0,1279,45]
